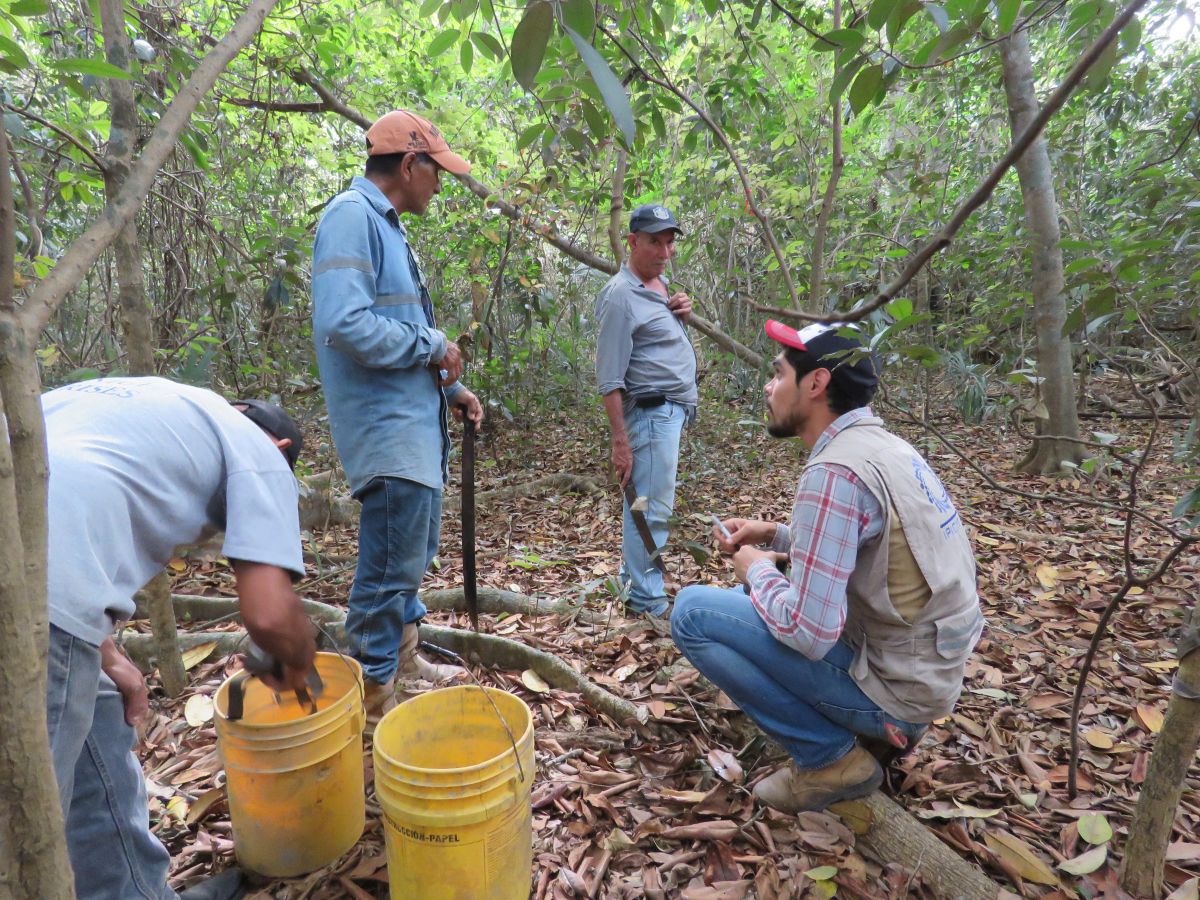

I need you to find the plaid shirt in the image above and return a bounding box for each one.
[746,407,884,660]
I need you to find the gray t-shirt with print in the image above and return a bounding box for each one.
[43,377,304,646]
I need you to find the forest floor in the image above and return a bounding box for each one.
[133,372,1199,899]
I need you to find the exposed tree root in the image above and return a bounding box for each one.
[123,595,647,727]
[442,471,603,513]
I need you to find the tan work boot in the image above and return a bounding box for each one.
[362,677,396,737]
[752,746,883,814]
[396,622,466,683]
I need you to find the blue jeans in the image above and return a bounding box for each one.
[47,625,176,900]
[621,401,686,615]
[671,586,925,769]
[346,476,441,683]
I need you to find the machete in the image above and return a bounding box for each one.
[623,481,667,574]
[462,417,478,630]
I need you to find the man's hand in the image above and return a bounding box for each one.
[436,341,464,385]
[715,518,777,554]
[100,637,149,726]
[733,547,788,584]
[451,388,484,427]
[234,561,317,694]
[611,435,633,486]
[667,291,692,324]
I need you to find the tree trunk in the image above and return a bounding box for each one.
[999,29,1084,474]
[0,114,75,900]
[811,0,844,315]
[1120,629,1200,897]
[100,0,155,376]
[608,144,627,265]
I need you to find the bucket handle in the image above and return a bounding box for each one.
[421,641,527,784]
[311,619,366,706]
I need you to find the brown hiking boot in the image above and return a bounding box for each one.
[362,677,396,737]
[396,622,466,684]
[752,746,883,814]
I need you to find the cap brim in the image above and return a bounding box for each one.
[764,319,807,350]
[634,222,683,235]
[430,149,471,176]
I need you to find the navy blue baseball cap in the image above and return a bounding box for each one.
[765,320,878,392]
[233,398,304,470]
[629,204,682,235]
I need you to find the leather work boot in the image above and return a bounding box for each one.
[396,622,466,683]
[178,868,244,900]
[362,677,397,736]
[752,746,883,814]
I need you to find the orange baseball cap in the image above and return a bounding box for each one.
[365,110,471,176]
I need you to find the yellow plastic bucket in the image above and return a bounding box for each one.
[213,651,365,877]
[373,685,534,900]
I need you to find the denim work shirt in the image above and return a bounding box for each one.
[312,176,463,494]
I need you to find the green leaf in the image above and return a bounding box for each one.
[580,98,607,136]
[1078,813,1113,845]
[50,57,132,79]
[427,29,459,57]
[460,38,474,73]
[886,297,913,320]
[995,0,1021,34]
[562,0,595,36]
[471,31,503,60]
[868,0,901,31]
[1058,844,1107,876]
[419,0,443,15]
[563,25,635,145]
[816,27,866,53]
[510,0,553,91]
[516,122,544,150]
[830,54,867,101]
[804,866,839,881]
[701,0,718,12]
[848,63,884,114]
[0,35,31,71]
[1064,257,1102,275]
[887,0,923,44]
[10,0,51,15]
[925,3,950,32]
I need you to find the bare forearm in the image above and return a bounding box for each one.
[233,561,316,670]
[602,390,627,444]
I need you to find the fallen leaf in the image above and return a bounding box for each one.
[1146,660,1179,672]
[185,787,225,825]
[520,669,550,693]
[1059,844,1108,876]
[1084,729,1114,750]
[184,694,214,727]
[916,803,1001,820]
[1135,704,1165,733]
[658,821,740,841]
[180,641,218,670]
[167,557,187,572]
[985,830,1060,886]
[1078,813,1113,845]
[1035,564,1059,588]
[1166,878,1199,900]
[707,748,743,784]
[165,795,189,821]
[803,866,838,880]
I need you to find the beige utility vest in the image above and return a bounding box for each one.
[808,417,984,723]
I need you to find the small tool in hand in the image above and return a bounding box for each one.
[710,514,733,542]
[623,482,666,574]
[228,640,325,720]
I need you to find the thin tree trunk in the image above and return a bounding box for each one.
[23,0,281,333]
[1121,631,1200,897]
[811,0,844,315]
[0,115,74,899]
[999,29,1083,474]
[608,144,627,264]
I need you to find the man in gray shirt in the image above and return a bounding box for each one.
[42,377,316,900]
[595,204,697,616]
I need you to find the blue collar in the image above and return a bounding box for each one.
[349,175,404,230]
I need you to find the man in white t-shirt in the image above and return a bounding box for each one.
[41,377,317,900]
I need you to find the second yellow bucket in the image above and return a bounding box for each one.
[373,685,535,900]
[214,651,365,877]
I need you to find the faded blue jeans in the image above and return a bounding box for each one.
[47,624,176,900]
[621,401,686,615]
[345,476,441,684]
[671,587,925,769]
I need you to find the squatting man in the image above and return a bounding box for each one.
[671,320,984,813]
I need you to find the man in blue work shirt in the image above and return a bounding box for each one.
[311,109,483,724]
[595,204,697,616]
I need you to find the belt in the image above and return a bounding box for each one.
[633,395,667,408]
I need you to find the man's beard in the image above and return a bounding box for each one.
[766,404,800,438]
